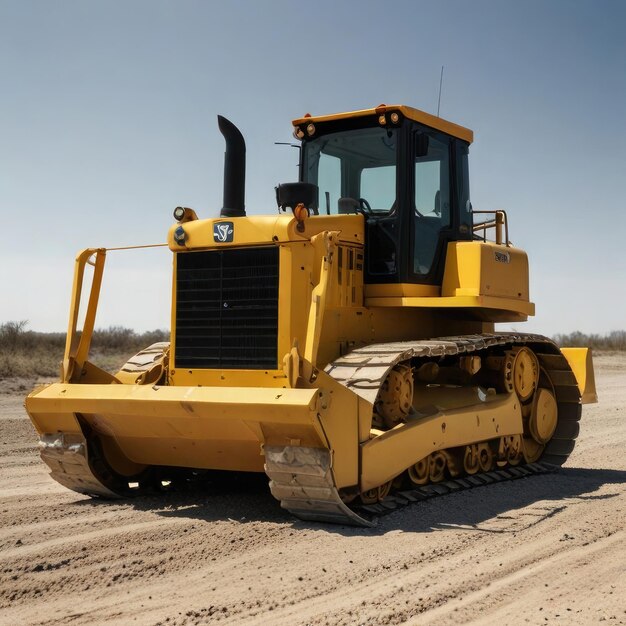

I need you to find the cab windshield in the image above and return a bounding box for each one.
[302,127,397,215]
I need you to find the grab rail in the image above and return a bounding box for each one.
[471,210,510,247]
[62,243,168,383]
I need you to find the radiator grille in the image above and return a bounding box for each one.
[175,247,279,369]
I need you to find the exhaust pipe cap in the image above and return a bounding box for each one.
[218,115,246,218]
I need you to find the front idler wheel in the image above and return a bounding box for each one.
[374,364,414,429]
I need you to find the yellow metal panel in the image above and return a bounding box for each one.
[329,245,364,307]
[303,232,334,366]
[442,241,531,301]
[25,384,83,435]
[168,214,364,251]
[364,244,534,320]
[276,244,293,368]
[442,241,479,297]
[314,307,370,367]
[292,104,474,143]
[284,241,315,362]
[561,347,598,404]
[360,391,522,491]
[365,283,440,298]
[169,369,288,388]
[26,383,327,472]
[26,383,321,425]
[364,295,534,317]
[124,438,266,472]
[312,370,362,490]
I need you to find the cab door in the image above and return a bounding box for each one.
[410,130,453,283]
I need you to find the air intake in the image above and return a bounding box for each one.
[174,247,279,369]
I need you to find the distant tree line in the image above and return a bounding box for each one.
[0,320,168,353]
[552,330,626,351]
[1,321,624,379]
[0,321,168,378]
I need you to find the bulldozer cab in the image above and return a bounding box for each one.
[296,106,474,285]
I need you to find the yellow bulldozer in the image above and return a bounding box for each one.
[26,104,597,525]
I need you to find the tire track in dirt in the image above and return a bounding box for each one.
[0,354,624,625]
[216,496,624,626]
[414,530,626,625]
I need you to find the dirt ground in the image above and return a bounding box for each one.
[1,355,624,625]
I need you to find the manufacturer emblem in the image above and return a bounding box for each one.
[213,222,234,243]
[494,251,511,264]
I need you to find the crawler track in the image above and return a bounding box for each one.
[265,444,559,527]
[267,333,582,526]
[39,433,120,498]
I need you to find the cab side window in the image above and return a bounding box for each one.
[317,152,341,214]
[413,134,451,276]
[360,165,396,212]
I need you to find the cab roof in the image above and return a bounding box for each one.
[292,104,473,144]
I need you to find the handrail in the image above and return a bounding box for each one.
[471,210,510,247]
[63,248,107,382]
[61,243,168,383]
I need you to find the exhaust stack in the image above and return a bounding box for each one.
[218,115,246,218]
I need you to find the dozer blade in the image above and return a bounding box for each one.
[560,347,598,404]
[26,383,326,484]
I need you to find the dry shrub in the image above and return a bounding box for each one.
[0,321,168,379]
[553,330,626,351]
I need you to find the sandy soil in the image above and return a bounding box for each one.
[1,354,625,625]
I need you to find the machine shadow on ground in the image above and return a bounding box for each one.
[380,467,626,536]
[77,466,626,536]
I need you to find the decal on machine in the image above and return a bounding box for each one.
[213,222,234,243]
[494,250,511,264]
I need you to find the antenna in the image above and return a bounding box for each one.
[274,141,302,168]
[437,65,444,117]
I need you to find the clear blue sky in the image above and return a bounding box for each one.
[1,0,625,335]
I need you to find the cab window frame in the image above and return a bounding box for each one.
[300,124,399,216]
[297,114,471,286]
[406,124,469,285]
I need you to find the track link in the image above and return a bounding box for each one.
[356,461,558,520]
[265,447,373,526]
